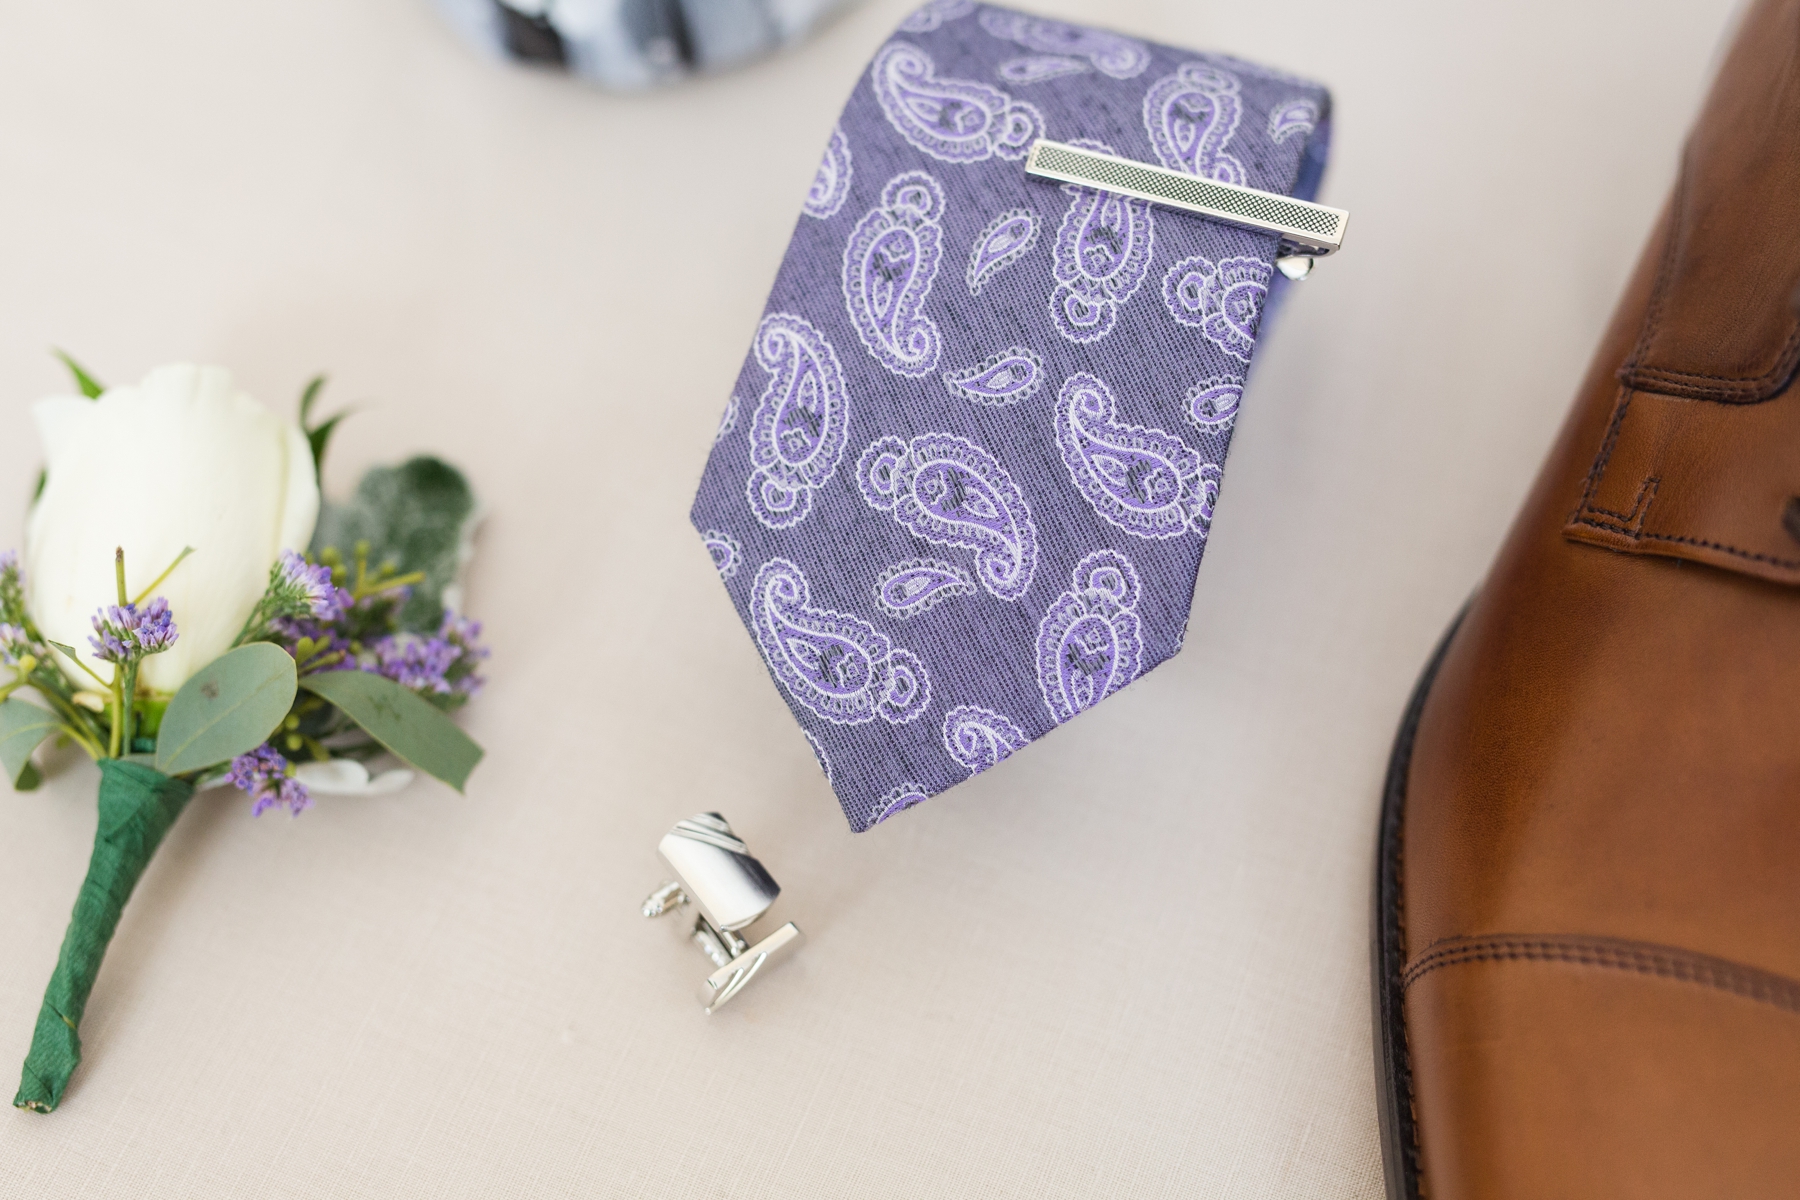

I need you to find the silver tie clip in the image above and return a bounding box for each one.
[1024,139,1348,279]
[641,813,803,1014]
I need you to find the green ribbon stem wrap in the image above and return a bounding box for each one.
[14,760,194,1112]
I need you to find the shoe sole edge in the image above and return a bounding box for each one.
[1372,604,1468,1200]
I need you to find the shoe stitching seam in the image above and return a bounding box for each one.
[1401,935,1800,1016]
[1623,352,1800,396]
[1568,391,1800,568]
[1569,388,1633,527]
[1617,160,1800,401]
[1577,476,1658,528]
[1564,518,1800,570]
[1620,160,1685,382]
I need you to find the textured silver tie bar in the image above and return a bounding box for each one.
[1024,139,1349,266]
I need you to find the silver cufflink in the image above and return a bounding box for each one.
[641,814,804,1014]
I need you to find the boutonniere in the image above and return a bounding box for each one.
[5,359,489,1112]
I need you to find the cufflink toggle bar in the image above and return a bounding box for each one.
[1024,139,1348,277]
[641,813,803,1014]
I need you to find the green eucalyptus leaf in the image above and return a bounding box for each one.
[298,375,351,485]
[44,641,104,688]
[53,350,104,399]
[154,643,297,775]
[43,644,107,690]
[0,699,61,788]
[298,670,481,791]
[311,456,478,631]
[306,412,350,485]
[299,374,326,424]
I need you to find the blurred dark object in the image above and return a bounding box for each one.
[497,4,568,64]
[433,0,861,89]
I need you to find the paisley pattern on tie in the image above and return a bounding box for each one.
[875,558,978,618]
[998,55,1089,84]
[1143,62,1246,185]
[897,0,975,34]
[844,170,947,378]
[689,7,1332,829]
[943,705,1029,775]
[976,10,1150,80]
[1036,549,1144,725]
[714,394,739,443]
[1267,98,1319,144]
[872,782,931,823]
[803,124,854,219]
[1054,372,1219,540]
[857,432,1039,601]
[870,42,1043,164]
[943,346,1044,405]
[751,558,932,726]
[1162,254,1270,361]
[700,529,744,579]
[1185,377,1243,433]
[745,313,851,530]
[1049,139,1156,344]
[966,207,1038,295]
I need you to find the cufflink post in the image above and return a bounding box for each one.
[1275,255,1314,281]
[641,814,803,1014]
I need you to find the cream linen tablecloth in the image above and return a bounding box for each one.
[0,1,1739,1196]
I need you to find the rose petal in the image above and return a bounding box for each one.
[293,758,416,796]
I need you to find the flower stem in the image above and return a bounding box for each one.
[120,662,139,751]
[14,761,194,1112]
[230,601,270,649]
[299,650,345,674]
[130,546,194,607]
[353,570,424,601]
[107,667,122,760]
[28,685,104,759]
[107,548,127,760]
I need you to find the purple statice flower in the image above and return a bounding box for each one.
[270,550,348,622]
[367,632,462,694]
[228,744,312,817]
[363,611,489,697]
[0,564,36,677]
[0,622,39,667]
[0,549,26,626]
[269,615,346,659]
[88,596,178,665]
[136,597,178,652]
[438,612,489,697]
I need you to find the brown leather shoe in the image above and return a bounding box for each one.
[1372,2,1800,1195]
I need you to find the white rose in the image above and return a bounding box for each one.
[25,364,319,694]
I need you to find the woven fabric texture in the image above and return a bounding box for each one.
[692,3,1331,828]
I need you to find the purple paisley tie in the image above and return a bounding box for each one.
[690,0,1333,830]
